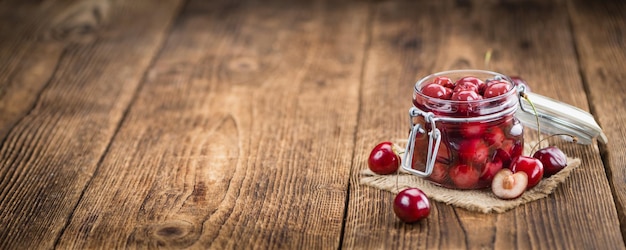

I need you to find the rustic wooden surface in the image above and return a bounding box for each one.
[0,0,624,249]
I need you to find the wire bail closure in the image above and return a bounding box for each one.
[402,107,441,177]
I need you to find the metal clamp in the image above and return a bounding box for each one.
[402,107,441,177]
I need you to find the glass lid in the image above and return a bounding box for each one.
[515,89,608,145]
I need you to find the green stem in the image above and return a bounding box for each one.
[521,92,541,148]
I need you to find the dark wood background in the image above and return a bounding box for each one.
[1,0,625,249]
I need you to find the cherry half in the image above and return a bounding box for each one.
[368,142,400,175]
[393,188,431,223]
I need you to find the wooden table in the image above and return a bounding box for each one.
[1,0,625,249]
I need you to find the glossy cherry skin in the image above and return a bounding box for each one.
[422,83,453,100]
[393,188,430,223]
[434,76,455,88]
[533,146,567,176]
[483,82,511,99]
[456,76,486,93]
[368,142,400,175]
[510,156,544,189]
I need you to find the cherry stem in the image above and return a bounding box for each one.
[529,133,579,155]
[521,92,541,144]
[484,48,493,69]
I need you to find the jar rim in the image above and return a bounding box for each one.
[413,69,518,103]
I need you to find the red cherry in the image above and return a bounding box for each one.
[449,164,480,189]
[484,126,505,148]
[460,122,487,138]
[453,81,479,93]
[493,148,513,169]
[452,90,483,101]
[481,160,503,182]
[485,79,508,89]
[491,169,528,199]
[393,188,430,223]
[421,83,453,100]
[458,139,489,164]
[456,76,486,93]
[451,90,483,115]
[510,156,544,189]
[434,76,455,88]
[368,142,400,175]
[483,82,511,99]
[533,146,567,176]
[502,139,523,160]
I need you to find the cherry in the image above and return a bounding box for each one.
[452,90,482,101]
[422,83,453,100]
[453,81,479,93]
[434,76,455,88]
[491,169,528,199]
[460,122,487,138]
[533,146,567,177]
[493,148,513,169]
[484,126,505,148]
[393,188,430,223]
[368,142,400,175]
[456,76,486,93]
[510,156,544,189]
[485,79,508,89]
[481,160,503,182]
[458,139,489,164]
[449,164,480,189]
[483,82,511,99]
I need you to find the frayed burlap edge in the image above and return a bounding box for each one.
[360,157,580,213]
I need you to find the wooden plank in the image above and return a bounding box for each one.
[0,0,183,248]
[343,0,624,249]
[568,0,626,240]
[54,0,367,248]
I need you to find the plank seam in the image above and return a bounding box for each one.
[337,2,375,249]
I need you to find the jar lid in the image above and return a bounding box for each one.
[515,89,607,145]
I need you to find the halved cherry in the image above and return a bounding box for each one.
[492,169,528,199]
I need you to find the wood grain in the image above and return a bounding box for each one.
[568,0,626,240]
[343,0,624,249]
[54,0,367,248]
[0,0,183,248]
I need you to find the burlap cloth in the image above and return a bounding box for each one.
[360,140,581,213]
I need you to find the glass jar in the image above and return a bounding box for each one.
[405,70,523,189]
[403,70,608,190]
